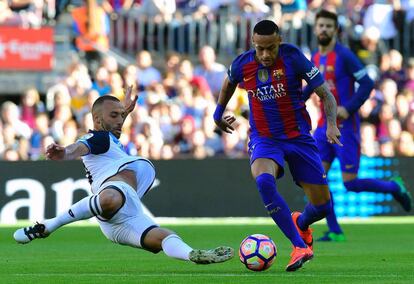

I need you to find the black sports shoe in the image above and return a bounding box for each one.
[13,222,49,244]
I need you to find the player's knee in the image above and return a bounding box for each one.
[255,173,276,192]
[344,180,361,192]
[142,227,173,254]
[99,189,125,216]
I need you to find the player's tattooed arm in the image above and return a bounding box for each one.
[314,83,343,146]
[314,83,337,126]
[46,142,89,160]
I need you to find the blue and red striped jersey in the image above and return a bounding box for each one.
[228,43,324,139]
[312,43,369,131]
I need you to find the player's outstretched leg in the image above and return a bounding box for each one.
[145,229,234,264]
[14,192,109,244]
[344,178,412,212]
[189,246,234,264]
[390,177,413,212]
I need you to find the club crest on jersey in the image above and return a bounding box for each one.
[258,69,269,83]
[272,69,284,79]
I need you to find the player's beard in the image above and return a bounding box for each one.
[317,34,333,47]
[100,120,121,138]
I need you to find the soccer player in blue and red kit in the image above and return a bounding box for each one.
[304,10,413,242]
[214,19,342,272]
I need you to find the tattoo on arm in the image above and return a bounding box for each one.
[314,83,337,126]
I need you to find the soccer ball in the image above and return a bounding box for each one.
[239,234,277,271]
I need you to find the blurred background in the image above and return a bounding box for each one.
[0,0,413,223]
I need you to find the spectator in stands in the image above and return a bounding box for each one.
[20,87,45,129]
[395,93,410,126]
[29,113,49,160]
[135,50,162,90]
[92,66,112,96]
[397,131,414,156]
[174,115,196,154]
[102,0,136,14]
[404,58,414,92]
[0,0,26,26]
[163,52,181,98]
[123,64,138,89]
[190,129,211,159]
[109,72,125,100]
[363,1,397,41]
[360,122,379,157]
[1,101,31,139]
[101,55,119,74]
[380,50,406,90]
[351,26,388,71]
[136,0,176,22]
[230,0,270,20]
[194,45,227,97]
[1,0,43,27]
[178,59,212,98]
[71,0,110,73]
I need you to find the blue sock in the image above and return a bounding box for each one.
[344,179,400,194]
[256,173,307,248]
[325,191,343,234]
[297,200,332,231]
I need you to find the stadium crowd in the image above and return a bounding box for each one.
[1,0,414,161]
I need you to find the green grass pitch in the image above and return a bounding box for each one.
[1,220,413,284]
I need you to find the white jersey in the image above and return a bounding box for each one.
[78,130,151,192]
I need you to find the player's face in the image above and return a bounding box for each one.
[315,18,337,46]
[99,100,126,138]
[252,33,281,67]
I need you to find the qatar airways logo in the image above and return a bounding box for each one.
[247,83,287,101]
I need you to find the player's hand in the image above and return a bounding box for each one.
[124,85,139,114]
[337,106,349,120]
[215,115,236,134]
[326,124,343,146]
[45,143,66,160]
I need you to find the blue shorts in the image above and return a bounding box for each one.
[314,127,361,174]
[248,134,327,185]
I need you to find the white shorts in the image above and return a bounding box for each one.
[122,159,156,199]
[96,180,158,250]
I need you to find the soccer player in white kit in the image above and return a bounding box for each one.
[14,86,234,264]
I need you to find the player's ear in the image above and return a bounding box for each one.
[276,34,282,44]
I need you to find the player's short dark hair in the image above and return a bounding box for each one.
[253,20,280,36]
[92,95,120,114]
[315,9,338,28]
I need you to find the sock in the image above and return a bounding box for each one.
[161,234,193,261]
[44,195,102,233]
[297,200,332,231]
[256,173,307,248]
[344,179,400,194]
[325,191,343,234]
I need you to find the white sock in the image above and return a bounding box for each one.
[44,195,102,233]
[161,234,193,261]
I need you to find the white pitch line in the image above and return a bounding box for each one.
[10,273,407,278]
[3,216,414,227]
